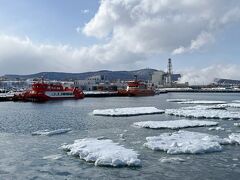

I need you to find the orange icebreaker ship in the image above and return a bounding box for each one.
[14,81,84,102]
[118,76,155,96]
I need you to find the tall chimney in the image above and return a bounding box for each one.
[168,58,172,85]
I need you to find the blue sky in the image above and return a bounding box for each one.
[0,0,99,46]
[0,0,240,83]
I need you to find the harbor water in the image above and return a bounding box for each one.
[1,93,240,179]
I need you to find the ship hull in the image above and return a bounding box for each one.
[25,92,84,102]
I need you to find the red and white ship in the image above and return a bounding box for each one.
[118,76,155,96]
[13,81,84,102]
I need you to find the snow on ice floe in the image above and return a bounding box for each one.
[178,100,226,104]
[165,108,240,120]
[133,120,218,129]
[32,128,72,136]
[61,138,141,167]
[232,100,240,103]
[228,133,240,144]
[93,107,164,117]
[144,131,229,154]
[166,99,192,102]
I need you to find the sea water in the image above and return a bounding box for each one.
[0,93,240,179]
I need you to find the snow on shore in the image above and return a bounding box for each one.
[93,107,164,117]
[166,99,192,102]
[144,131,229,154]
[61,138,141,167]
[178,100,226,104]
[32,128,72,136]
[165,109,240,120]
[83,91,118,95]
[133,120,218,129]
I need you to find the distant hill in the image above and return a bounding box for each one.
[214,78,240,85]
[4,69,158,81]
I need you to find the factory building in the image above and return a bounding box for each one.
[151,58,187,87]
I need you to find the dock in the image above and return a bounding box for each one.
[0,93,14,101]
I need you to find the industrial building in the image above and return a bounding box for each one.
[151,58,187,88]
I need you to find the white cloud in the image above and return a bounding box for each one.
[172,32,215,55]
[0,35,144,74]
[178,64,240,85]
[1,0,240,74]
[83,0,240,55]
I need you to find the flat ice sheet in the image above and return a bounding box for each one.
[133,120,218,129]
[93,107,164,117]
[165,109,240,120]
[144,131,228,154]
[32,128,72,136]
[178,100,226,104]
[61,138,141,167]
[166,99,192,102]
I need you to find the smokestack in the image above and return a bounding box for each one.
[168,58,173,85]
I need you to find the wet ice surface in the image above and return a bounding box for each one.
[61,138,141,167]
[1,94,240,179]
[93,107,164,116]
[134,120,218,129]
[144,131,229,154]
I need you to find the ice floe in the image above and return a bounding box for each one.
[234,123,240,127]
[166,99,192,102]
[227,133,240,144]
[182,105,226,110]
[165,108,240,120]
[93,107,164,117]
[61,138,141,167]
[178,100,226,104]
[43,154,63,160]
[144,131,229,154]
[32,128,72,136]
[159,157,185,163]
[217,103,240,108]
[133,120,218,129]
[232,100,240,103]
[208,127,225,131]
